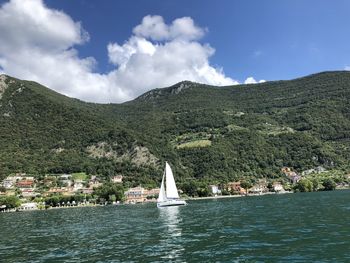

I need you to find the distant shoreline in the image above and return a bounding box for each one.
[2,189,349,213]
[185,191,293,201]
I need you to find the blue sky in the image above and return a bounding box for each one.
[46,0,350,80]
[1,0,350,102]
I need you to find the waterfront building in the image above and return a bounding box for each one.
[209,185,221,195]
[125,186,145,203]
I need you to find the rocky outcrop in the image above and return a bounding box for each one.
[86,142,159,167]
[0,75,8,100]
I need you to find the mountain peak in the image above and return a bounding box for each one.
[136,80,200,101]
[170,80,200,94]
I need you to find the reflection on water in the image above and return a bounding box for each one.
[159,206,185,261]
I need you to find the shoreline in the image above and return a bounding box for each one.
[2,189,349,213]
[185,191,293,201]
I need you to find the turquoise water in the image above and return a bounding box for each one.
[0,190,349,262]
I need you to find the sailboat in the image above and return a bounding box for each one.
[157,162,187,208]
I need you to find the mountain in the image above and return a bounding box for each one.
[1,71,350,186]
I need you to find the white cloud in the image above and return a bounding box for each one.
[133,15,205,41]
[244,77,266,85]
[0,0,249,103]
[244,77,257,84]
[344,66,350,71]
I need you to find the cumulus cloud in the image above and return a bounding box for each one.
[0,0,257,103]
[244,77,266,84]
[133,15,205,41]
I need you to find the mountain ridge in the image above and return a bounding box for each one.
[1,71,350,186]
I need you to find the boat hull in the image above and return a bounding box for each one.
[157,199,187,208]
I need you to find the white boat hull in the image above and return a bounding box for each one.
[157,199,187,208]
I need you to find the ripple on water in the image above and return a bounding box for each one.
[0,190,350,262]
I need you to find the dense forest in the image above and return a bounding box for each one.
[0,71,349,186]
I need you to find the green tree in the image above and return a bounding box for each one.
[93,183,125,203]
[294,178,313,192]
[181,181,198,197]
[311,178,320,191]
[322,178,336,191]
[240,180,252,195]
[0,196,21,209]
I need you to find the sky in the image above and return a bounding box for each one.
[1,0,350,103]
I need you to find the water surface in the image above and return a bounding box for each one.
[1,190,349,262]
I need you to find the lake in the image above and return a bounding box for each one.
[0,190,349,262]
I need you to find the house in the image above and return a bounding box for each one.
[2,178,15,188]
[282,167,301,183]
[125,186,146,203]
[226,182,245,195]
[19,202,38,211]
[249,185,265,194]
[73,179,84,191]
[89,176,102,188]
[112,175,123,183]
[21,189,39,198]
[16,180,35,189]
[59,174,73,187]
[209,185,221,195]
[2,175,23,189]
[249,179,268,194]
[273,182,285,192]
[143,188,160,200]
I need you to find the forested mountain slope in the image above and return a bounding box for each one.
[1,71,349,185]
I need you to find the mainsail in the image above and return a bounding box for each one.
[165,162,180,199]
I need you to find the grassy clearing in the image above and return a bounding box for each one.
[226,124,249,131]
[176,139,212,149]
[257,123,294,135]
[72,172,88,180]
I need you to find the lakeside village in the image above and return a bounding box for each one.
[1,166,349,212]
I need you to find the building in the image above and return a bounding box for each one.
[226,182,245,194]
[19,202,38,211]
[21,189,39,198]
[59,174,73,187]
[16,180,35,189]
[2,178,15,189]
[88,176,102,189]
[2,175,23,189]
[73,179,84,191]
[282,167,301,183]
[124,187,160,204]
[249,179,268,194]
[125,186,145,203]
[273,182,285,192]
[209,185,221,195]
[112,175,123,183]
[249,185,265,194]
[143,188,160,200]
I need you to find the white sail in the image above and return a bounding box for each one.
[157,170,167,202]
[165,162,180,199]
